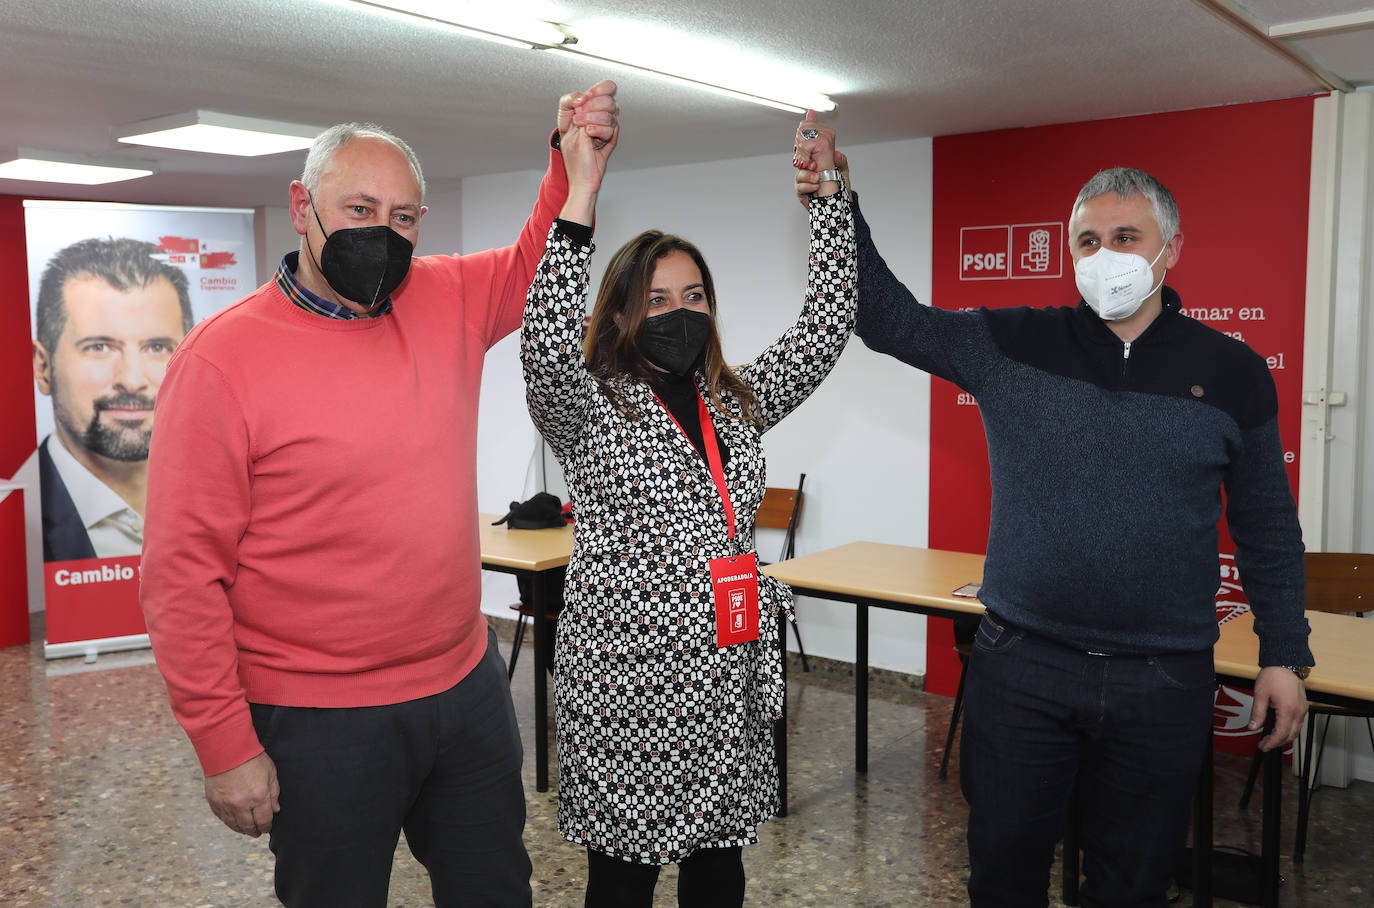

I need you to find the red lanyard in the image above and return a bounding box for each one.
[655,390,737,539]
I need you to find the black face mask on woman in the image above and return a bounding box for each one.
[636,308,712,376]
[308,195,413,308]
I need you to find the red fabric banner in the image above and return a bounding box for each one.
[0,491,30,647]
[42,557,143,645]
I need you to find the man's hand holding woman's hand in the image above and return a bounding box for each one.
[558,80,619,224]
[557,80,619,149]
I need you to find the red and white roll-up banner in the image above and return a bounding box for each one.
[22,201,255,658]
[928,98,1314,755]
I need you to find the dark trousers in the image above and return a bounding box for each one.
[960,612,1214,908]
[250,627,531,908]
[584,846,745,908]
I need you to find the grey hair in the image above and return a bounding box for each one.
[1071,167,1179,242]
[300,122,426,202]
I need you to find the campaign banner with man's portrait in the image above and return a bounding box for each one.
[24,201,255,657]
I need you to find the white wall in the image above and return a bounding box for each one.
[254,204,298,286]
[1296,89,1374,785]
[415,187,464,259]
[1354,89,1374,576]
[462,137,936,675]
[1341,85,1374,780]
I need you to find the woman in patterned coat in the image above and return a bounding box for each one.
[520,112,854,907]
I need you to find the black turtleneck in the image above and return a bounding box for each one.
[654,372,730,469]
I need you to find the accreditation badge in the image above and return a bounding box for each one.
[710,553,760,647]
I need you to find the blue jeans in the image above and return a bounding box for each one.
[960,612,1214,908]
[250,627,532,908]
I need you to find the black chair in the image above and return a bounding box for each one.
[756,473,810,671]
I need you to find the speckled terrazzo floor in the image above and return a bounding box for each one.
[3,611,1371,907]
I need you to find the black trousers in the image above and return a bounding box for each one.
[584,845,745,908]
[250,627,531,907]
[961,614,1214,907]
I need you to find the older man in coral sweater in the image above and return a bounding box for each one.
[140,83,617,908]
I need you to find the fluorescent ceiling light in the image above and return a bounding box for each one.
[332,0,569,48]
[119,111,319,156]
[554,19,837,114]
[322,2,837,114]
[545,49,816,115]
[0,148,154,185]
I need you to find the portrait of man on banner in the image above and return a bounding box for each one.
[31,236,193,562]
[22,199,255,653]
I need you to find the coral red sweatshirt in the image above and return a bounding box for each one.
[141,149,566,776]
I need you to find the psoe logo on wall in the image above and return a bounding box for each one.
[959,222,1063,281]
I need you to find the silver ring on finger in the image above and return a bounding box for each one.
[800,128,819,140]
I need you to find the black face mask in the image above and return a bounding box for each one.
[308,196,413,308]
[636,308,712,377]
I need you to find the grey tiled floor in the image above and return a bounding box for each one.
[2,612,1370,906]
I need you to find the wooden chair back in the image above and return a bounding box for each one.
[756,475,815,677]
[1304,552,1374,615]
[756,474,806,564]
[756,487,802,531]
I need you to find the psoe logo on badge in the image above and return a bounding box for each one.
[729,588,746,630]
[1010,222,1063,279]
[959,225,1010,281]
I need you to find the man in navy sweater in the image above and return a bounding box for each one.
[799,164,1312,906]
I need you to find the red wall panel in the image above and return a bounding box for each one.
[1,196,36,479]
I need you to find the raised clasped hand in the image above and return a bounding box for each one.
[558,79,619,151]
[792,109,836,173]
[792,110,847,207]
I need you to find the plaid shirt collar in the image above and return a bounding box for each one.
[275,251,393,320]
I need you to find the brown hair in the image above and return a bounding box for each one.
[583,230,759,424]
[37,236,194,357]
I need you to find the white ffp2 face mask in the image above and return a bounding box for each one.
[1074,241,1168,321]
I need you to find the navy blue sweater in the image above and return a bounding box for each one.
[854,197,1311,667]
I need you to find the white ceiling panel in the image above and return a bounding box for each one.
[0,0,1369,208]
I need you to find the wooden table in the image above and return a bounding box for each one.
[478,514,573,792]
[1216,610,1374,711]
[762,541,985,774]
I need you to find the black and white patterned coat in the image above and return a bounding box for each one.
[520,192,856,864]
